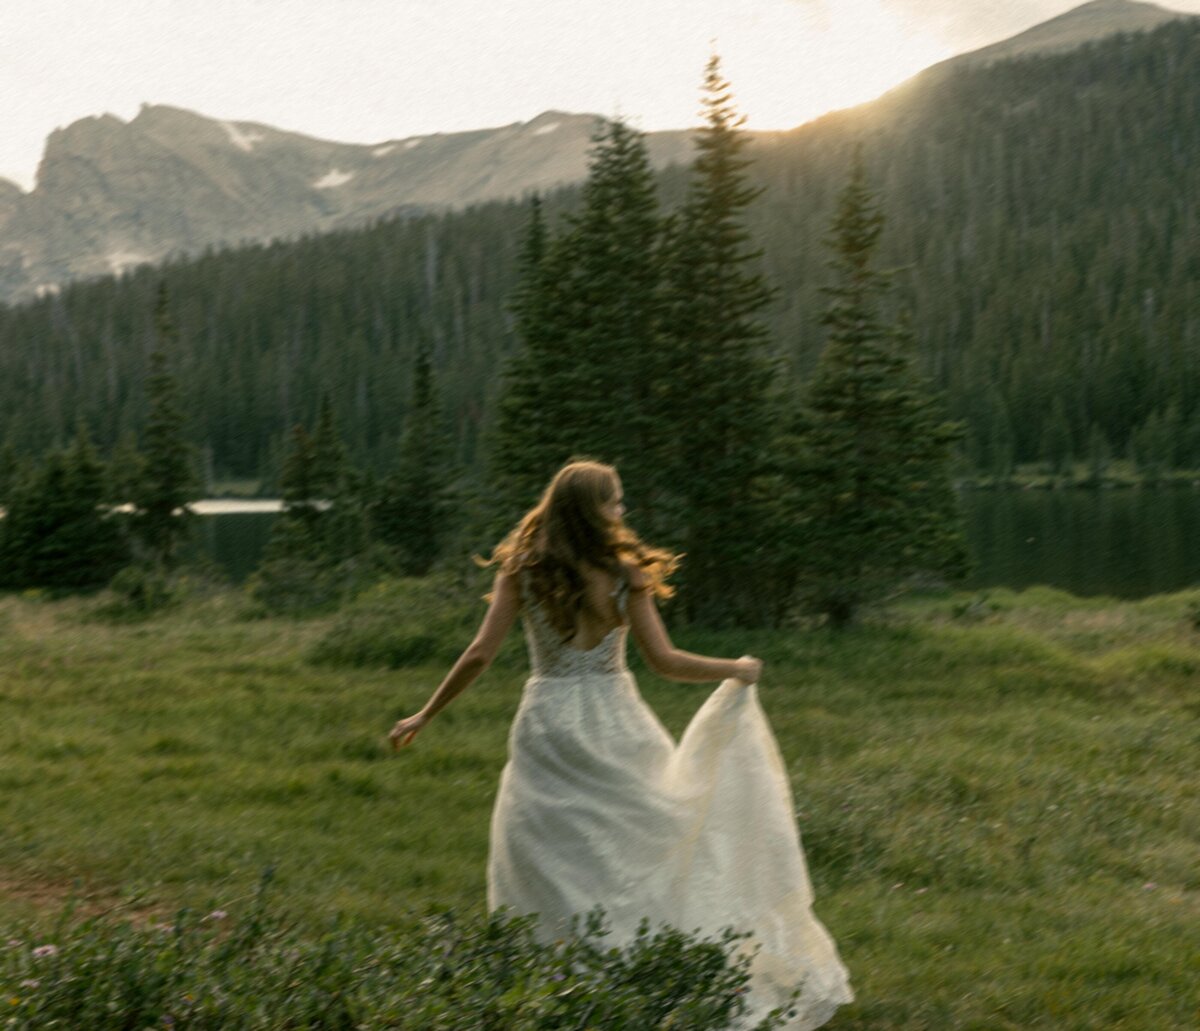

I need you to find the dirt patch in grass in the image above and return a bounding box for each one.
[0,867,168,929]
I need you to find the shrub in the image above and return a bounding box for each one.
[90,561,228,622]
[104,563,180,614]
[308,573,484,669]
[0,887,797,1029]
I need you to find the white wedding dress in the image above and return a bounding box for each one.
[487,575,853,1029]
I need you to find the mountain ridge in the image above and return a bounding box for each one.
[935,0,1194,71]
[0,105,702,302]
[0,0,1195,303]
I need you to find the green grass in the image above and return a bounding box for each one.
[1,584,1197,1028]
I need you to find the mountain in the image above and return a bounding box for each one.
[937,0,1194,70]
[2,17,1197,482]
[2,2,1192,306]
[0,107,699,303]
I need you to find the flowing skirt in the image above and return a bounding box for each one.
[487,672,853,1029]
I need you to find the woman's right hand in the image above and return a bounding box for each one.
[732,655,763,685]
[389,712,430,750]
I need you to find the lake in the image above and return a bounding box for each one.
[189,488,1200,599]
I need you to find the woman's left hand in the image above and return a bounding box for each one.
[389,712,430,750]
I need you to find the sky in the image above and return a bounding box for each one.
[3,0,1200,190]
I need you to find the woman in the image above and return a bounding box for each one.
[389,460,853,1029]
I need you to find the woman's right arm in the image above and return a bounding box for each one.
[624,566,762,685]
[388,569,521,749]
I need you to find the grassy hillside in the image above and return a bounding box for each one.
[1,581,1196,1027]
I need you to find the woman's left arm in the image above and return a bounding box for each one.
[388,570,521,750]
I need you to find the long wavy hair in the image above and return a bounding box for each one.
[482,460,680,641]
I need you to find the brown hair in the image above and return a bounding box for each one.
[481,460,680,640]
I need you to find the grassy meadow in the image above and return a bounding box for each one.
[0,579,1197,1028]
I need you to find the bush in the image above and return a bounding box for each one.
[308,574,484,668]
[104,564,180,614]
[0,885,796,1030]
[90,561,229,622]
[245,555,349,615]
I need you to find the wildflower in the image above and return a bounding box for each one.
[1142,881,1157,891]
[32,944,58,959]
[5,940,21,950]
[551,972,565,982]
[203,909,228,922]
[18,981,38,991]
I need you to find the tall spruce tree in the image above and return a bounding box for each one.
[490,120,664,523]
[374,343,453,574]
[789,151,968,626]
[659,56,777,624]
[490,196,571,519]
[130,283,196,566]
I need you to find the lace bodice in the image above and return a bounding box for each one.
[521,573,630,678]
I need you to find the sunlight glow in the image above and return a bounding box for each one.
[711,0,955,130]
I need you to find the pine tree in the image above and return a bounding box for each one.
[310,396,347,503]
[374,343,453,574]
[1040,397,1074,478]
[251,400,372,611]
[106,429,145,507]
[490,120,664,519]
[274,423,322,557]
[1086,423,1111,485]
[0,441,16,506]
[0,429,129,590]
[787,151,968,626]
[312,395,371,565]
[658,55,778,623]
[490,196,570,518]
[130,283,196,566]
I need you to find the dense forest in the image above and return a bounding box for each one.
[0,20,1197,485]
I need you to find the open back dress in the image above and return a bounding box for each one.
[486,570,853,1029]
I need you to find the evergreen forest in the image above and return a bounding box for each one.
[0,22,1197,485]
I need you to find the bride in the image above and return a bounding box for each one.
[389,460,853,1028]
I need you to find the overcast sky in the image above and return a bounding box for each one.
[3,0,1198,190]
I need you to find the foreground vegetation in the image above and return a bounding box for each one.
[1,889,788,1030]
[1,580,1197,1028]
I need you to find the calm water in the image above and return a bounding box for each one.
[192,488,1200,598]
[961,487,1200,598]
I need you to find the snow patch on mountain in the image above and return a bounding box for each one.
[221,121,264,152]
[531,121,561,136]
[404,138,422,149]
[372,144,397,157]
[314,168,355,189]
